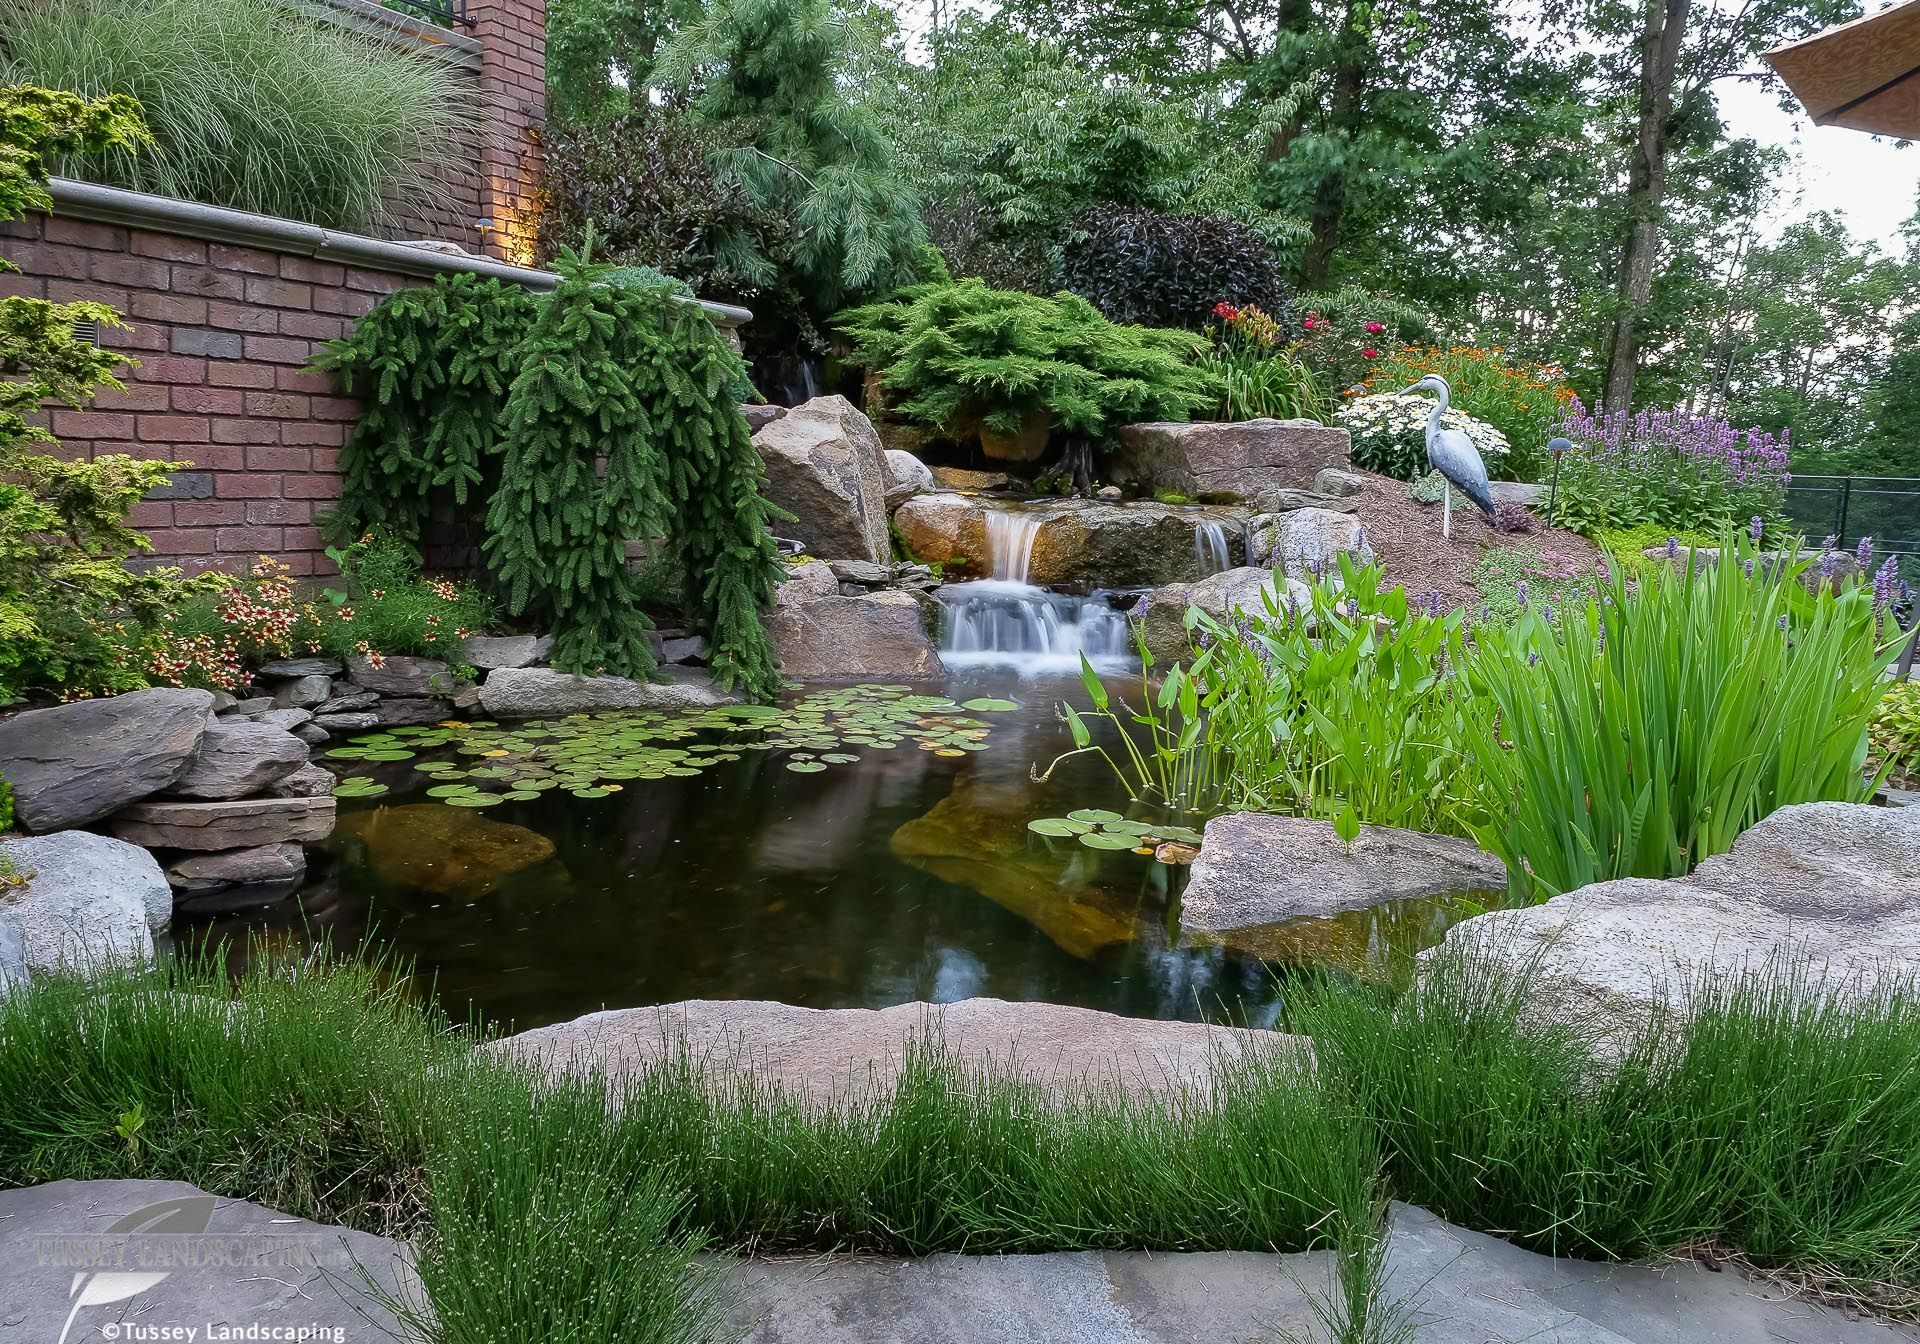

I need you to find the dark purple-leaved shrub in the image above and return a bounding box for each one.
[1058,205,1290,331]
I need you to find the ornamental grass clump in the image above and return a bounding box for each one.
[1337,390,1511,482]
[1550,400,1790,536]
[0,0,476,232]
[1465,530,1892,899]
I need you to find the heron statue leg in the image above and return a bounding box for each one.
[1442,485,1451,540]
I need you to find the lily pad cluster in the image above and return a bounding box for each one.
[324,685,1019,805]
[1027,810,1205,864]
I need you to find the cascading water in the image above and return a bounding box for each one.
[1194,520,1231,576]
[938,508,1134,674]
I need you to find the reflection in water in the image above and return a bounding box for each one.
[174,675,1498,1033]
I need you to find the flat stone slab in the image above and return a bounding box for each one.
[0,1180,414,1344]
[110,796,335,851]
[491,997,1302,1104]
[1426,802,1920,1051]
[478,666,740,717]
[1181,813,1508,947]
[726,1203,1911,1343]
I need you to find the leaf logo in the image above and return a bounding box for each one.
[58,1196,217,1344]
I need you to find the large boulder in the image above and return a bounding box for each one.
[465,634,553,670]
[110,796,335,851]
[768,591,944,681]
[168,720,308,801]
[892,493,1246,586]
[752,394,891,562]
[0,688,213,832]
[0,912,23,992]
[1135,567,1312,664]
[1425,802,1920,1052]
[1270,508,1375,581]
[478,666,739,717]
[1112,420,1352,501]
[0,831,171,976]
[883,448,934,511]
[1181,813,1508,958]
[492,997,1303,1105]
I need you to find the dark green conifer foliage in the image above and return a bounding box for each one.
[315,255,785,700]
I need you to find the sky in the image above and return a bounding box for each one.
[1718,76,1920,256]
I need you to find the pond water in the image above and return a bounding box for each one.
[173,674,1496,1034]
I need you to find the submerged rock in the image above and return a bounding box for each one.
[0,831,171,976]
[332,802,558,899]
[492,997,1302,1105]
[1112,419,1351,501]
[0,687,213,832]
[1181,813,1507,948]
[478,666,739,717]
[166,841,306,893]
[752,394,892,563]
[1427,802,1920,1052]
[768,590,944,681]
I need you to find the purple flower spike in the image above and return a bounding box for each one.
[1777,614,1789,632]
[1515,579,1530,608]
[1822,535,1837,552]
[1874,555,1899,609]
[1857,536,1875,567]
[1748,515,1763,546]
[1665,536,1679,560]
[1742,558,1754,580]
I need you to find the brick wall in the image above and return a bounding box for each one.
[473,0,547,265]
[4,211,409,578]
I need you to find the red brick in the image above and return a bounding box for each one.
[185,444,245,471]
[136,415,211,443]
[213,473,281,499]
[44,217,126,250]
[281,422,345,446]
[216,526,283,552]
[142,528,217,555]
[124,501,173,529]
[131,231,207,264]
[51,410,135,438]
[133,355,208,385]
[312,287,380,317]
[243,335,313,365]
[113,324,170,353]
[279,257,345,285]
[173,501,246,527]
[206,301,279,333]
[7,241,89,279]
[47,279,127,307]
[1,216,41,242]
[345,268,404,294]
[170,386,246,416]
[209,244,280,275]
[310,448,341,474]
[310,396,359,421]
[245,499,310,525]
[90,255,172,289]
[276,367,336,395]
[245,392,309,419]
[281,526,324,552]
[208,362,276,389]
[0,273,44,300]
[245,276,311,309]
[282,475,343,500]
[211,419,281,445]
[282,551,319,577]
[246,446,310,471]
[129,292,208,325]
[278,312,346,341]
[177,555,245,577]
[171,267,247,301]
[92,382,173,412]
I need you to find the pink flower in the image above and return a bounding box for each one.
[1362,348,1379,359]
[1364,321,1386,335]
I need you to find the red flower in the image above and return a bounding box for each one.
[1362,348,1379,359]
[1213,302,1239,320]
[1363,321,1386,335]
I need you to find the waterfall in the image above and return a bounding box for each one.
[937,507,1135,674]
[1194,520,1231,576]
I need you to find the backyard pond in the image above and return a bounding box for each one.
[172,674,1494,1032]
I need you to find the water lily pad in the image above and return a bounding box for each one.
[962,698,1018,712]
[1079,832,1138,850]
[786,761,827,773]
[571,787,611,798]
[426,784,479,799]
[1069,809,1125,826]
[1026,817,1088,837]
[501,790,543,802]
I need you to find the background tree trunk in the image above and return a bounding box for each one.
[1602,0,1690,415]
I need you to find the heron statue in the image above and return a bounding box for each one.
[1401,374,1496,539]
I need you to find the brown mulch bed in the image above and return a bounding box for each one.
[1340,468,1604,613]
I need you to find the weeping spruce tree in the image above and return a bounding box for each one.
[319,251,787,700]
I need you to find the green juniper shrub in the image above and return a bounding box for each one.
[1465,529,1890,899]
[1058,204,1291,331]
[0,0,476,233]
[835,277,1214,472]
